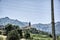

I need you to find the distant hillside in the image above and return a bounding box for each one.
[32,22,60,35]
[0,17,28,27]
[0,17,60,35]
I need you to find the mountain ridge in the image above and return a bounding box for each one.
[0,17,60,35]
[32,22,60,35]
[0,17,28,27]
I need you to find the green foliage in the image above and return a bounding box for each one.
[5,24,23,39]
[38,31,49,35]
[13,25,19,29]
[5,24,20,35]
[29,28,39,34]
[16,29,22,38]
[0,31,2,35]
[24,31,30,39]
[7,30,20,40]
[23,28,39,34]
[5,24,14,35]
[48,34,52,38]
[24,28,48,35]
[31,34,52,40]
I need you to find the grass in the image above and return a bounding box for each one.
[57,36,60,40]
[31,34,60,40]
[0,34,60,40]
[31,34,52,40]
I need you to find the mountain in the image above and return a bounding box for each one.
[0,17,60,35]
[32,22,60,35]
[0,17,28,27]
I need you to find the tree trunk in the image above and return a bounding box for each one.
[51,0,56,40]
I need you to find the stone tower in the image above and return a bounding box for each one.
[29,22,31,27]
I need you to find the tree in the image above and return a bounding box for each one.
[13,25,20,29]
[17,29,22,38]
[51,0,56,40]
[7,30,20,40]
[5,24,14,35]
[24,31,30,39]
[5,24,20,35]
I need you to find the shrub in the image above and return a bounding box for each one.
[17,29,22,38]
[0,31,2,35]
[7,30,20,40]
[5,24,14,35]
[24,31,30,39]
[5,24,20,35]
[48,34,52,38]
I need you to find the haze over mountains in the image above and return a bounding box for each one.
[0,17,60,35]
[32,22,60,35]
[0,17,28,27]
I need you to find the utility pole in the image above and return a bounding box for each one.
[51,0,56,40]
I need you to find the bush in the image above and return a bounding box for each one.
[24,31,30,39]
[48,34,52,38]
[17,29,22,38]
[7,30,20,40]
[5,24,20,35]
[0,31,2,35]
[5,24,14,35]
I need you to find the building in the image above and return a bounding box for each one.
[22,22,32,30]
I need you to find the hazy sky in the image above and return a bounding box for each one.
[0,0,60,24]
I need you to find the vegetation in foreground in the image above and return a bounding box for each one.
[0,24,60,40]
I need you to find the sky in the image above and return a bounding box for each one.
[0,0,60,24]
